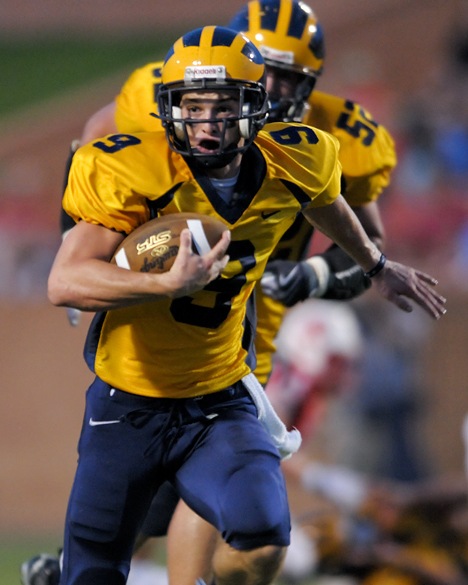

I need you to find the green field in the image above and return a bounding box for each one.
[0,537,60,585]
[0,33,179,117]
[1,535,167,585]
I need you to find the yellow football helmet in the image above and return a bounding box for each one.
[157,26,269,167]
[229,0,325,121]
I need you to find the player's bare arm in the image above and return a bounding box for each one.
[48,221,230,311]
[80,102,118,144]
[351,200,386,250]
[302,196,447,319]
[262,200,384,307]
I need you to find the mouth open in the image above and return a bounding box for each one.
[196,139,221,153]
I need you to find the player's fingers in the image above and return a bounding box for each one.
[396,281,446,319]
[177,228,193,256]
[413,269,439,286]
[208,229,231,260]
[413,282,447,319]
[211,254,230,277]
[202,233,230,282]
[384,284,446,319]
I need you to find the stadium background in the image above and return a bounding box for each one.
[1,0,467,578]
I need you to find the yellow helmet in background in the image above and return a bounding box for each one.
[229,0,325,121]
[229,0,324,76]
[158,26,269,166]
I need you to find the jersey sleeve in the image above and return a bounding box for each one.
[307,92,397,206]
[63,140,151,235]
[115,62,164,134]
[260,123,342,209]
[340,121,396,205]
[344,163,394,207]
[307,128,342,207]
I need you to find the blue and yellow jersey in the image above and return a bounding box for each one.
[114,66,396,207]
[112,63,397,385]
[305,91,396,205]
[254,92,397,383]
[64,124,341,398]
[114,62,163,133]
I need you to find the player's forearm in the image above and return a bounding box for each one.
[48,260,179,311]
[80,102,118,144]
[48,221,230,312]
[351,200,386,250]
[48,221,173,311]
[303,195,382,273]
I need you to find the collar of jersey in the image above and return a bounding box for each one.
[185,145,266,225]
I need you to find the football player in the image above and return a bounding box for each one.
[44,23,444,585]
[98,2,396,581]
[21,5,445,585]
[63,0,392,382]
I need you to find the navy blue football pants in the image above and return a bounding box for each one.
[60,377,291,585]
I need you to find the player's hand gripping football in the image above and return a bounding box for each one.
[167,228,231,298]
[372,259,446,320]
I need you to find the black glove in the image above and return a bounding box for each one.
[319,244,372,300]
[261,259,321,307]
[261,256,371,307]
[322,264,371,300]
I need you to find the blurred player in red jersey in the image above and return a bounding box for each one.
[264,298,366,581]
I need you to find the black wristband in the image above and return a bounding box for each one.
[365,253,387,278]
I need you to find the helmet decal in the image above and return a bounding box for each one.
[259,0,280,32]
[287,1,310,39]
[309,22,324,61]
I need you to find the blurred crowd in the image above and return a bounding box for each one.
[380,17,468,288]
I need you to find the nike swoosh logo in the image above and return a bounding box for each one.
[89,417,121,427]
[278,266,300,287]
[261,210,281,220]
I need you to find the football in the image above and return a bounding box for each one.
[111,212,228,274]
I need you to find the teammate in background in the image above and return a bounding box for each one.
[231,0,393,383]
[45,23,444,585]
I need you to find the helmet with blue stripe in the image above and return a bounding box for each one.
[229,0,325,121]
[157,26,269,167]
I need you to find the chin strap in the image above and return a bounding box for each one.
[242,373,302,460]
